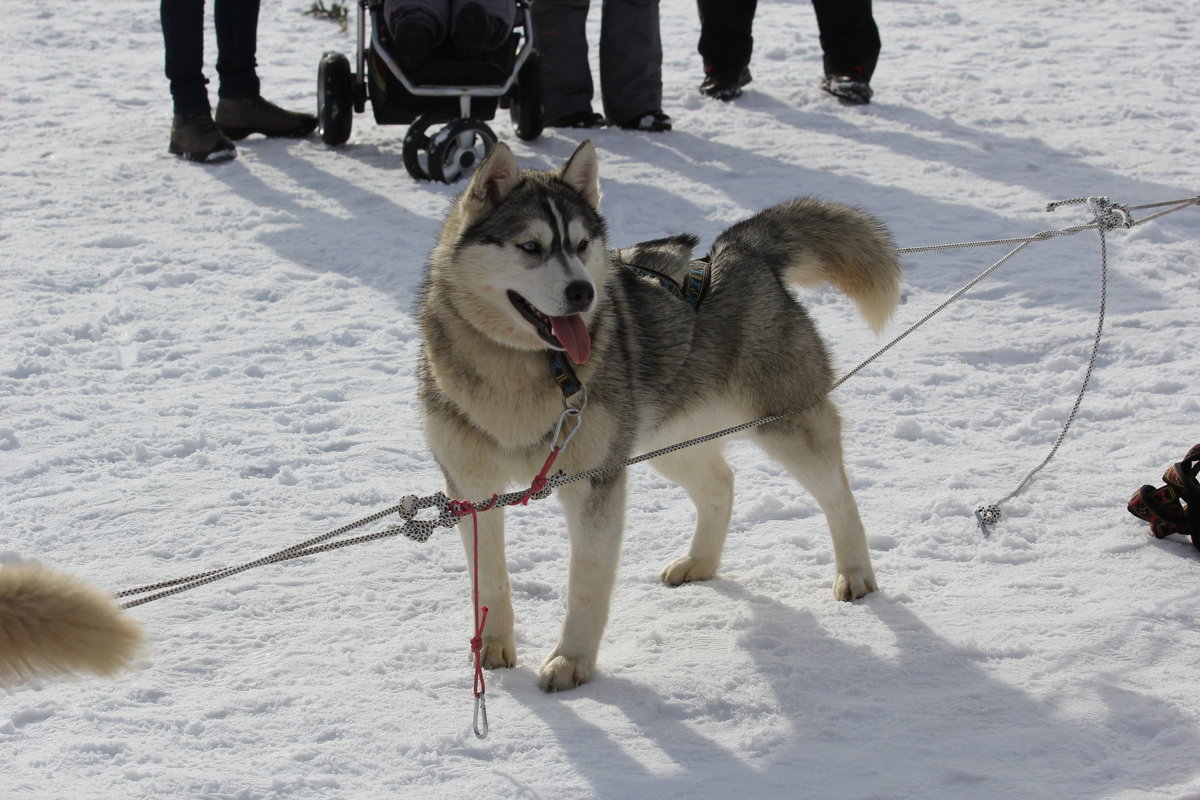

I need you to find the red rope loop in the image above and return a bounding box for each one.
[519,447,561,505]
[471,605,489,698]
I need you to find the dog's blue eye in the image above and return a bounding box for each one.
[518,241,540,254]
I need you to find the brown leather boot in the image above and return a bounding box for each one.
[215,96,318,140]
[168,112,237,163]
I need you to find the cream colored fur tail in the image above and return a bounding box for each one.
[778,199,902,334]
[0,561,143,685]
[715,198,902,334]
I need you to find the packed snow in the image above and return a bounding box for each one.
[2,0,1199,797]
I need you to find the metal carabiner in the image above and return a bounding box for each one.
[551,402,585,453]
[473,694,489,739]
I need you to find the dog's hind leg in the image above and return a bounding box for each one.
[538,471,627,692]
[653,442,735,586]
[754,399,877,601]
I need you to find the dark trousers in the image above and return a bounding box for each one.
[162,0,262,114]
[532,0,663,126]
[696,0,879,81]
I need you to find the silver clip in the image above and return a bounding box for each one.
[551,403,584,453]
[473,694,488,739]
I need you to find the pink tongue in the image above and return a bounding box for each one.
[550,315,591,364]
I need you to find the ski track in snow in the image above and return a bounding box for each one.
[2,1,1199,798]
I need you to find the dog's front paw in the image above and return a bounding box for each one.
[537,651,595,692]
[833,566,877,601]
[475,634,517,669]
[659,555,717,586]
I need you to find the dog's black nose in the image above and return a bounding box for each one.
[565,280,595,311]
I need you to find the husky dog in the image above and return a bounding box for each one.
[418,141,901,692]
[0,561,143,686]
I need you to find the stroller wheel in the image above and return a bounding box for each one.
[317,52,353,146]
[427,119,497,184]
[510,51,544,141]
[402,114,450,182]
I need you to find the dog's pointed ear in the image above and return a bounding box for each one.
[558,140,601,209]
[461,142,520,220]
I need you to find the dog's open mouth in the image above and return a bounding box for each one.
[508,291,591,365]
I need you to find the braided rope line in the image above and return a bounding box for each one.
[113,194,1198,604]
[975,197,1128,532]
[118,483,557,608]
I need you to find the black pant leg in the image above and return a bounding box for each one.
[214,0,261,99]
[162,0,210,114]
[696,0,757,73]
[811,0,879,81]
[532,0,595,123]
[599,0,662,125]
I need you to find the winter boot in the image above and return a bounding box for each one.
[215,96,318,140]
[699,66,752,101]
[619,110,673,132]
[821,72,873,105]
[168,112,237,164]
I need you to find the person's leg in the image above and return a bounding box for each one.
[599,0,667,128]
[161,0,210,114]
[213,0,261,101]
[695,0,755,99]
[383,0,444,75]
[811,0,879,81]
[385,0,450,43]
[532,0,601,126]
[210,0,316,139]
[450,0,516,56]
[696,0,756,74]
[162,0,236,163]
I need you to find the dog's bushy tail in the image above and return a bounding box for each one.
[712,198,902,333]
[0,561,143,685]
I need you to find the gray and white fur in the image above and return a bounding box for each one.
[418,141,901,692]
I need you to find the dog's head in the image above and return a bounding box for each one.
[431,141,608,365]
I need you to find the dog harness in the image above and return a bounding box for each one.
[547,258,712,400]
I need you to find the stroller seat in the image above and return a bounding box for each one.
[317,0,543,182]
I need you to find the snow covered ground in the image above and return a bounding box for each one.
[3,0,1199,797]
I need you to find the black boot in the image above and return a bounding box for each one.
[168,112,237,163]
[821,72,873,105]
[215,96,318,140]
[699,66,751,101]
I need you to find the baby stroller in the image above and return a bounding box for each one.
[316,0,543,182]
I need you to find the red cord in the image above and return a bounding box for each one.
[454,495,498,702]
[519,446,560,505]
[451,450,562,712]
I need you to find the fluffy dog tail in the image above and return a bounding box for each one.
[0,561,143,685]
[713,198,902,333]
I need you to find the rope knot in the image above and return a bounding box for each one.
[1087,197,1133,231]
[1047,196,1133,231]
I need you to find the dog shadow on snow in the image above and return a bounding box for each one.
[512,583,1199,799]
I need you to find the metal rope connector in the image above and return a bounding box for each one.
[551,404,584,453]
[975,504,1002,537]
[473,694,488,739]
